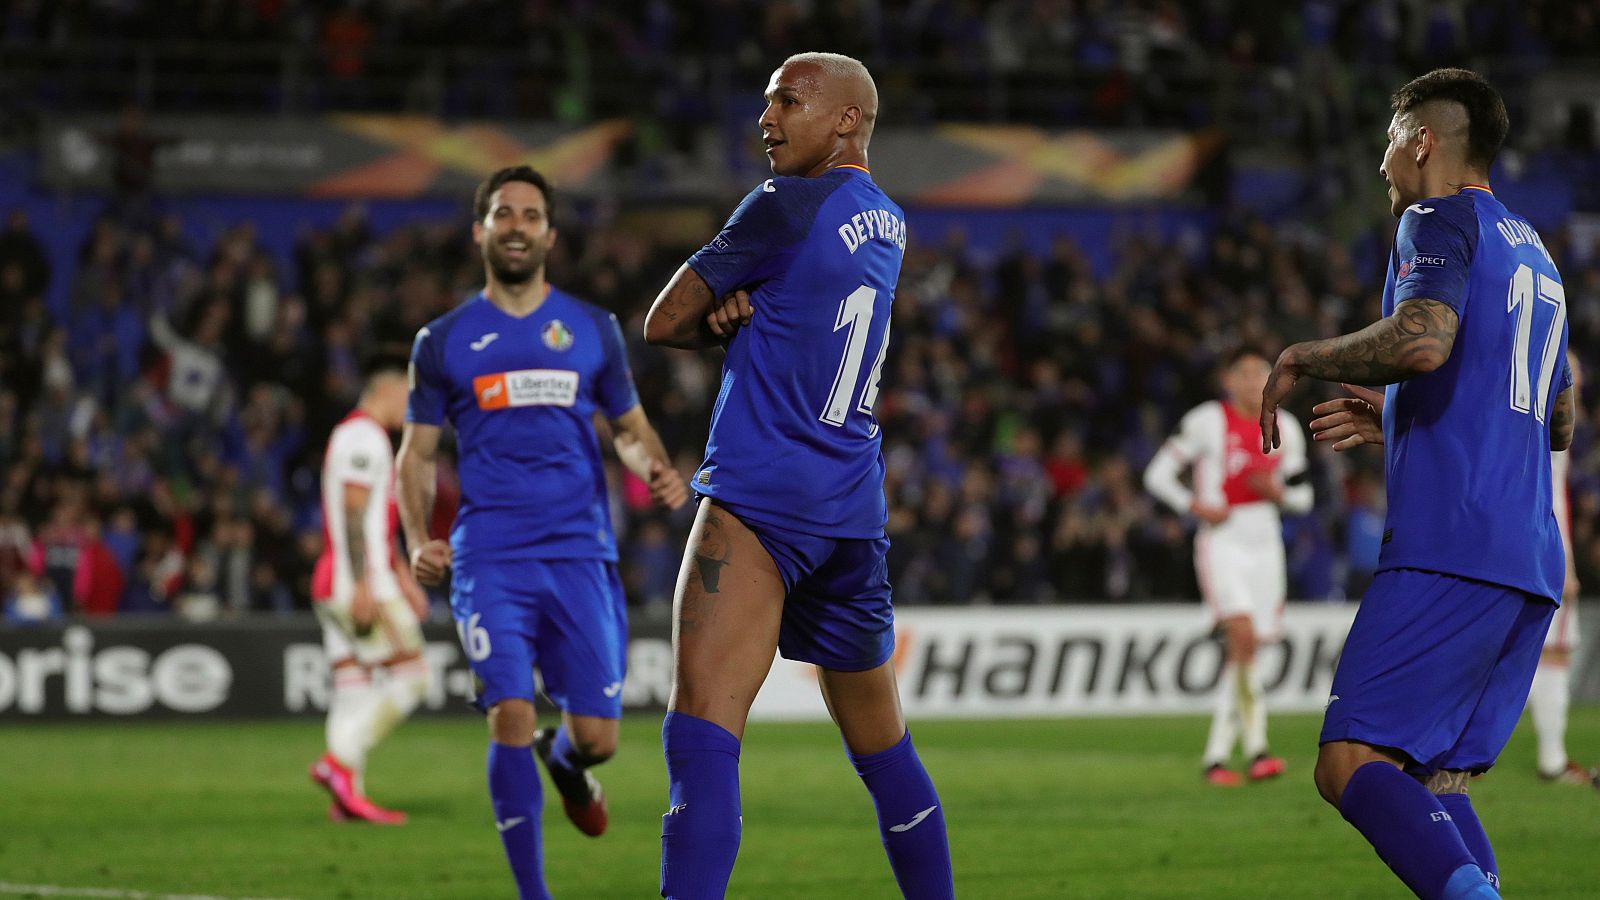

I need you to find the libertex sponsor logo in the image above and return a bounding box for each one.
[473,369,580,410]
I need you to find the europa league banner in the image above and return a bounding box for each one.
[38,114,1223,205]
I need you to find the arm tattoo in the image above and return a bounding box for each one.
[651,275,721,349]
[1289,300,1459,385]
[344,515,366,577]
[1551,387,1576,451]
[1422,769,1472,796]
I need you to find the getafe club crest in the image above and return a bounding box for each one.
[542,319,574,351]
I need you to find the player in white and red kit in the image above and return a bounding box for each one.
[309,358,431,824]
[1524,350,1596,787]
[1144,347,1313,785]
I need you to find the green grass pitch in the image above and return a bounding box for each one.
[2,710,1598,899]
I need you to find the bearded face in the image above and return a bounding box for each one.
[476,181,555,286]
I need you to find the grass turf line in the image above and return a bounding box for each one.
[0,711,1596,898]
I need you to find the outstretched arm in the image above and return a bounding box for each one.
[1262,299,1458,451]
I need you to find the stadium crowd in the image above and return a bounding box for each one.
[5,0,1600,128]
[2,182,1598,622]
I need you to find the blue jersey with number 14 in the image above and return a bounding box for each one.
[686,167,906,539]
[1379,187,1570,601]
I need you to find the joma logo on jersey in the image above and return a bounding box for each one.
[473,369,580,410]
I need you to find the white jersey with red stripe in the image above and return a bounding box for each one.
[1144,399,1314,533]
[313,410,401,603]
[1144,399,1314,638]
[1547,448,1578,650]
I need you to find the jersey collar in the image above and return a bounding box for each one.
[1458,183,1493,195]
[832,163,871,176]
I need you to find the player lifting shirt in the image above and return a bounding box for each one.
[643,52,954,900]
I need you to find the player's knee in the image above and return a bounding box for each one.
[1313,756,1345,807]
[1313,744,1363,806]
[670,684,744,728]
[487,699,537,746]
[1223,619,1256,662]
[571,729,618,764]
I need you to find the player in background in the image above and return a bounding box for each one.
[1525,350,1597,786]
[1266,69,1570,900]
[1144,347,1311,786]
[643,53,954,900]
[396,166,688,900]
[309,357,431,825]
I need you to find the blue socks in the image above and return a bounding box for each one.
[488,742,550,900]
[849,731,955,900]
[1339,762,1494,900]
[1438,793,1497,889]
[661,712,743,900]
[548,725,585,775]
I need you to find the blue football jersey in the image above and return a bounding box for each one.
[686,167,906,538]
[407,288,640,562]
[1378,187,1570,601]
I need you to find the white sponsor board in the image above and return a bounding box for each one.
[749,603,1358,721]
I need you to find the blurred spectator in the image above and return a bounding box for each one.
[3,571,63,626]
[0,510,32,596]
[97,105,178,222]
[73,516,125,617]
[0,210,50,307]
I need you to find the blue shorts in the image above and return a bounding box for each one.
[727,504,895,673]
[450,556,628,719]
[1320,568,1555,774]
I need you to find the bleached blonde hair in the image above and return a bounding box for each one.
[782,51,878,126]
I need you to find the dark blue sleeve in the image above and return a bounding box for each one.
[406,324,447,426]
[1559,355,1574,394]
[1393,201,1475,312]
[686,180,810,298]
[595,312,640,419]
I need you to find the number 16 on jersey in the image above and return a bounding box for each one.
[820,285,890,436]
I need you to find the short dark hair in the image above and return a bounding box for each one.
[473,165,555,225]
[1222,344,1270,370]
[1391,68,1509,170]
[361,349,410,382]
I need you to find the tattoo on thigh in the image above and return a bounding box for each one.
[695,554,728,593]
[1423,769,1472,795]
[693,513,731,594]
